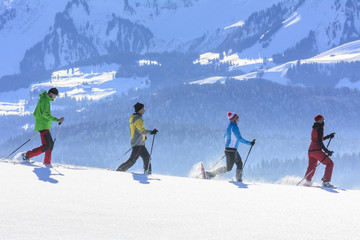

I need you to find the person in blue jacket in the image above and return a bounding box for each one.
[206,112,255,182]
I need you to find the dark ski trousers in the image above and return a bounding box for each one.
[116,146,151,173]
[225,148,243,172]
[26,130,54,164]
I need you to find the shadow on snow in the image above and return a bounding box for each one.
[229,181,249,189]
[132,172,161,184]
[33,165,64,184]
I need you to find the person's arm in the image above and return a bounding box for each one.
[317,127,329,152]
[324,132,335,140]
[40,100,59,122]
[233,125,251,145]
[134,118,151,135]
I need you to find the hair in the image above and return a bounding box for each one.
[48,88,59,96]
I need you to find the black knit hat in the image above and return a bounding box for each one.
[48,87,59,96]
[134,102,144,112]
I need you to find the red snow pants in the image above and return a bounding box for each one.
[305,150,334,182]
[26,130,54,164]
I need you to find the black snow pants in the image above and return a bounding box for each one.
[225,147,243,171]
[116,146,151,173]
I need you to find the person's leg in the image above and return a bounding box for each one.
[305,152,319,182]
[206,166,227,179]
[116,146,141,171]
[139,147,151,173]
[26,130,50,159]
[234,151,243,182]
[320,153,334,182]
[225,149,236,172]
[43,131,54,164]
[206,149,236,179]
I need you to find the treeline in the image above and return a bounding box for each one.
[286,61,360,87]
[272,31,317,64]
[0,8,16,30]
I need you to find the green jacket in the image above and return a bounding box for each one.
[33,91,59,131]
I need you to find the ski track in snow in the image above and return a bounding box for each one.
[0,159,359,240]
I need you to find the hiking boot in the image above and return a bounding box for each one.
[21,153,29,161]
[205,171,215,179]
[303,180,312,187]
[236,169,243,182]
[322,181,335,188]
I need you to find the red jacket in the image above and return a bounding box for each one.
[309,122,331,152]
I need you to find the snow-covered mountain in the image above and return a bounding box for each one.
[2,0,360,87]
[1,159,359,240]
[0,0,284,77]
[219,0,360,60]
[5,0,360,73]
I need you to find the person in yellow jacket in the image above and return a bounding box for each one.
[116,102,158,174]
[22,88,64,165]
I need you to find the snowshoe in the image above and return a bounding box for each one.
[200,162,208,179]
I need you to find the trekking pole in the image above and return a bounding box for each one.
[209,155,226,171]
[44,122,62,164]
[145,134,156,174]
[53,122,62,145]
[2,132,40,160]
[243,141,255,170]
[107,148,132,170]
[297,138,333,186]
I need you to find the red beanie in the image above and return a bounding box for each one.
[227,112,239,122]
[314,114,324,123]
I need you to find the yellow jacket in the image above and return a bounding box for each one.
[130,113,151,147]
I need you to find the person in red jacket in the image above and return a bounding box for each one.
[304,114,335,188]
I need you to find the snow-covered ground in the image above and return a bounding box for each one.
[0,158,359,240]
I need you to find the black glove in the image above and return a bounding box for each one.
[150,129,158,135]
[326,150,334,157]
[251,139,256,146]
[325,132,335,140]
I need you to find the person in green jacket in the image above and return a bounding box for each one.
[22,88,64,165]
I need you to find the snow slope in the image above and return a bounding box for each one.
[144,0,283,42]
[238,0,353,58]
[0,159,359,240]
[192,39,360,87]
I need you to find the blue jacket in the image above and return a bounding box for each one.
[224,122,251,148]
